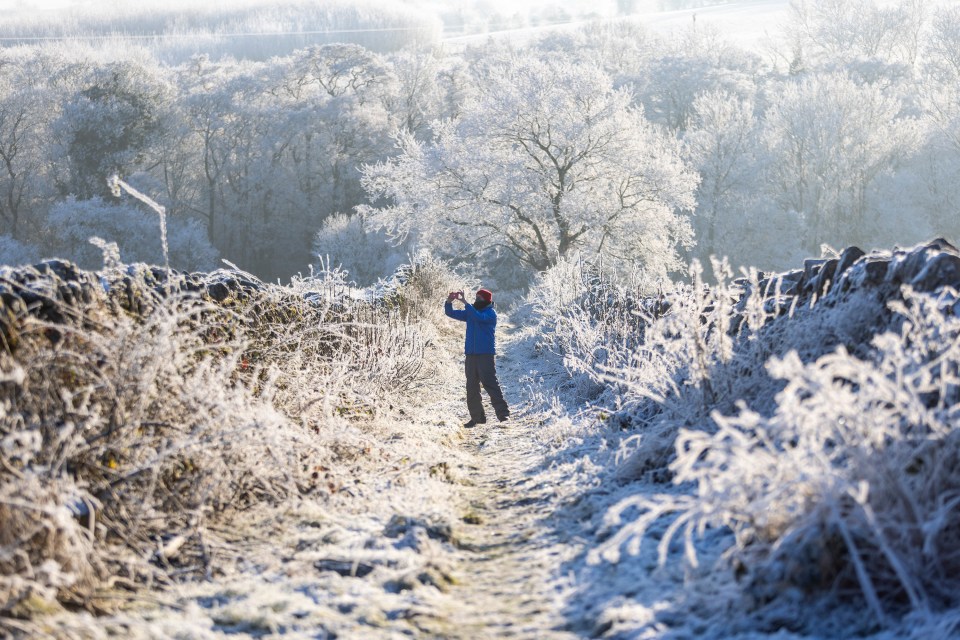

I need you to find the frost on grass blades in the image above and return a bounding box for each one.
[108,175,169,274]
[598,289,960,628]
[0,243,455,633]
[535,239,960,636]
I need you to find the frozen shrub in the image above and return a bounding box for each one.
[541,248,905,483]
[0,235,42,267]
[46,197,218,272]
[0,473,100,616]
[244,260,436,419]
[595,286,960,631]
[0,252,455,619]
[530,256,758,475]
[528,255,665,396]
[312,212,407,286]
[376,251,467,327]
[0,289,321,610]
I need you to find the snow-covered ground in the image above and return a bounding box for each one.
[636,0,789,47]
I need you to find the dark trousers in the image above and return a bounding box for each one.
[465,354,509,422]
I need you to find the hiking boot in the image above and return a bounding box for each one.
[497,413,510,422]
[464,419,486,428]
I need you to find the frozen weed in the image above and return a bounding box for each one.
[531,256,757,480]
[535,241,960,633]
[594,286,960,631]
[0,252,453,622]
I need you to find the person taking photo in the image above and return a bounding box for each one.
[444,288,509,428]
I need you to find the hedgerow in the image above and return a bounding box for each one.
[534,240,960,633]
[0,251,451,625]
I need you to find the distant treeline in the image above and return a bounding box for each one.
[0,0,745,63]
[1,0,959,290]
[0,0,442,60]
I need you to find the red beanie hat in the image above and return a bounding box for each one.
[476,288,493,303]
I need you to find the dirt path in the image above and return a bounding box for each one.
[414,424,580,639]
[414,326,582,639]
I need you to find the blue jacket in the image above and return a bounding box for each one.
[445,301,497,354]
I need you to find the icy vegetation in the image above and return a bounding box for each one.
[3,239,960,638]
[5,1,960,284]
[528,238,960,638]
[5,0,960,637]
[0,252,479,637]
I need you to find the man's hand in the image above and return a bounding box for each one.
[447,291,458,302]
[456,290,465,301]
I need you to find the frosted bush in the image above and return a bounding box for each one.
[529,256,763,476]
[245,261,436,421]
[0,290,321,605]
[0,473,100,615]
[0,253,452,618]
[375,251,466,326]
[529,255,665,391]
[595,286,960,630]
[312,212,407,286]
[0,235,42,267]
[541,249,905,484]
[47,196,218,272]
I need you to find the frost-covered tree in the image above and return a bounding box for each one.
[312,212,407,286]
[55,61,172,199]
[533,21,656,81]
[286,44,393,102]
[684,90,761,267]
[761,72,918,253]
[684,88,806,273]
[361,58,697,286]
[0,74,45,239]
[280,45,398,218]
[166,46,403,279]
[0,234,41,266]
[176,57,317,277]
[177,56,241,249]
[921,7,960,141]
[633,25,764,132]
[785,0,934,70]
[385,49,446,138]
[909,7,960,243]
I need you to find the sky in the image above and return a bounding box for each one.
[1,0,75,8]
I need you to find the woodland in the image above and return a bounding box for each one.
[0,0,957,291]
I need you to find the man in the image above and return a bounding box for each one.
[445,288,510,428]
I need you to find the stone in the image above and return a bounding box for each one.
[924,237,959,255]
[911,252,960,293]
[859,256,892,287]
[890,239,956,285]
[835,246,865,280]
[812,258,839,297]
[798,259,827,295]
[314,558,377,578]
[383,514,454,544]
[206,282,231,303]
